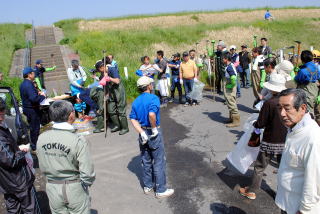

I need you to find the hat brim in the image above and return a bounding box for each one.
[263,82,286,92]
[285,80,297,89]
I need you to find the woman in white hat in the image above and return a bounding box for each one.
[240,73,287,200]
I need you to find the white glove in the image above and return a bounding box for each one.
[19,143,30,152]
[151,127,159,138]
[140,131,149,145]
[194,78,198,82]
[179,79,183,85]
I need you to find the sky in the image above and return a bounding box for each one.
[1,0,320,26]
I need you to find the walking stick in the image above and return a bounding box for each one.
[295,41,301,67]
[211,40,216,102]
[102,50,108,139]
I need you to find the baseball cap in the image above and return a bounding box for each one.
[217,40,226,48]
[137,76,154,87]
[182,52,189,57]
[172,53,180,58]
[23,67,34,76]
[241,44,248,48]
[35,59,43,64]
[230,45,237,50]
[95,61,104,70]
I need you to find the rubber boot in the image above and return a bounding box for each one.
[225,112,233,124]
[119,116,129,135]
[93,116,104,133]
[226,114,240,128]
[110,115,120,133]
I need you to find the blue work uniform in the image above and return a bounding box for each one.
[19,79,45,150]
[169,60,182,94]
[129,92,167,193]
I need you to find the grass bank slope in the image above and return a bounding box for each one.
[0,23,31,97]
[55,8,320,100]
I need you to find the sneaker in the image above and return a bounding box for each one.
[156,189,174,199]
[143,187,153,195]
[239,187,256,200]
[168,98,174,103]
[192,102,197,106]
[184,102,190,107]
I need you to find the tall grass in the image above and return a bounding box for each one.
[0,23,31,98]
[55,12,320,100]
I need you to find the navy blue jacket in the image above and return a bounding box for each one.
[19,79,45,108]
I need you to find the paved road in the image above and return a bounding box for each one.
[87,87,281,214]
[0,87,282,214]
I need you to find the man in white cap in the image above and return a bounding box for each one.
[240,73,287,200]
[129,76,174,198]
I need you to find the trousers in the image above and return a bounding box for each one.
[223,81,239,114]
[46,182,90,214]
[249,151,282,192]
[139,128,167,193]
[23,107,41,150]
[4,187,38,214]
[251,70,261,100]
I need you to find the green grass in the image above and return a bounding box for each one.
[0,23,32,98]
[55,11,320,99]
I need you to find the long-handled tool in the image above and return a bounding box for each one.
[253,35,258,48]
[295,41,301,67]
[102,50,108,139]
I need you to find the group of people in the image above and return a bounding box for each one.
[1,31,320,214]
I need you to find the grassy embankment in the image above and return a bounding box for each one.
[0,23,31,98]
[55,8,320,100]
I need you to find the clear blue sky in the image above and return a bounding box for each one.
[1,0,319,25]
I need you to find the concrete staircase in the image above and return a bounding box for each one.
[30,27,69,95]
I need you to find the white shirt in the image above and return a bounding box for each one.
[275,113,320,214]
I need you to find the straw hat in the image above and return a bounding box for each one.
[263,73,287,92]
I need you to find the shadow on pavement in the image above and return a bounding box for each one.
[91,209,98,214]
[127,155,144,189]
[203,111,228,124]
[210,203,246,214]
[203,95,225,103]
[229,130,244,141]
[237,104,256,114]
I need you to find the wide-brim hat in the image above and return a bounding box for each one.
[137,76,154,87]
[263,73,287,92]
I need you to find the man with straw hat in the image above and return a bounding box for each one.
[240,73,287,200]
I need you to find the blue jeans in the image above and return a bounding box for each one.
[240,68,251,87]
[139,128,167,193]
[236,76,241,95]
[183,79,194,103]
[171,75,182,94]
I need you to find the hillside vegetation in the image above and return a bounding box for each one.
[55,8,320,100]
[0,23,31,97]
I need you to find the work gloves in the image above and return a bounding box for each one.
[179,79,183,85]
[316,96,320,105]
[151,128,159,138]
[226,75,237,89]
[140,131,149,145]
[194,78,198,83]
[260,70,266,89]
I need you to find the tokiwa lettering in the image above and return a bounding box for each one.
[42,143,71,155]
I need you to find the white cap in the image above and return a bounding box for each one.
[137,76,154,87]
[230,45,237,50]
[263,73,287,92]
[275,60,294,75]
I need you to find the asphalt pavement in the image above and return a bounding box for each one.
[0,87,282,214]
[87,87,281,214]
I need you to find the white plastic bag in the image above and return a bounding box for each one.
[226,114,262,174]
[158,78,170,97]
[190,81,205,101]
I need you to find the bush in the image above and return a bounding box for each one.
[59,38,70,45]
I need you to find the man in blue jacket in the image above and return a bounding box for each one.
[295,50,320,118]
[20,67,46,153]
